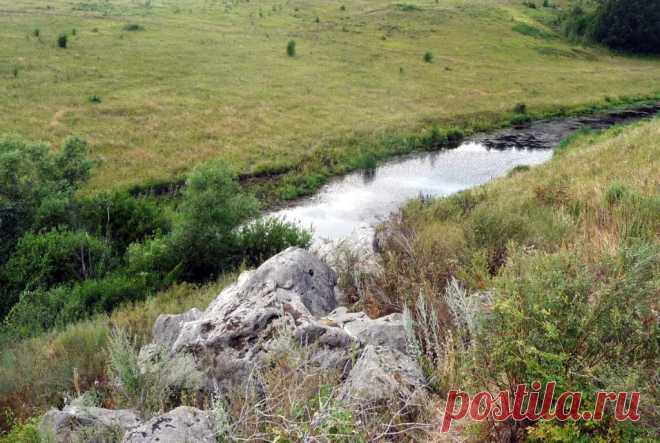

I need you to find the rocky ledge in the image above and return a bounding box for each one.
[41,246,425,442]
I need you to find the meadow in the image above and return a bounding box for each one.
[2,0,660,193]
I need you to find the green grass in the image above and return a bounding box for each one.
[1,0,659,193]
[0,276,233,431]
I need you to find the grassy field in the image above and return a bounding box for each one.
[2,0,660,192]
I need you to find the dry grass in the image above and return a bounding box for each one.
[0,276,233,430]
[1,0,659,192]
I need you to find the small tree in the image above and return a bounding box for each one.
[287,39,296,57]
[57,33,68,48]
[423,51,433,63]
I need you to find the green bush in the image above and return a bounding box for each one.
[1,229,113,319]
[79,192,170,254]
[423,51,433,63]
[471,243,658,439]
[122,23,145,32]
[167,161,259,280]
[446,128,464,146]
[0,416,40,443]
[510,113,532,126]
[507,164,531,176]
[592,0,660,54]
[0,135,91,264]
[2,274,149,339]
[57,34,67,48]
[467,205,528,272]
[287,39,296,57]
[237,217,312,267]
[561,0,660,54]
[421,127,447,150]
[513,102,527,114]
[3,229,113,293]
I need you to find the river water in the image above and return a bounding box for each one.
[269,103,660,240]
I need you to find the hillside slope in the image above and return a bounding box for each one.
[1,0,659,191]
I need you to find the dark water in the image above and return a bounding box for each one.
[270,103,660,240]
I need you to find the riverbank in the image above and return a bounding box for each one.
[131,95,660,209]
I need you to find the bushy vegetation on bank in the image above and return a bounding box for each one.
[0,135,311,342]
[373,119,659,440]
[562,0,660,54]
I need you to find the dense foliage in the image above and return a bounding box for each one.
[0,135,311,340]
[562,0,660,54]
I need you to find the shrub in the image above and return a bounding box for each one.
[0,416,40,443]
[287,39,296,57]
[237,217,312,267]
[513,102,527,114]
[467,205,528,272]
[32,28,39,37]
[522,1,536,8]
[510,113,532,126]
[423,51,433,63]
[604,181,628,206]
[591,0,660,54]
[57,33,67,48]
[107,327,202,416]
[470,244,658,439]
[561,0,660,54]
[507,164,531,176]
[88,94,102,103]
[446,128,464,146]
[512,23,553,39]
[61,274,149,322]
[3,229,113,293]
[78,191,170,255]
[396,3,420,11]
[169,161,259,280]
[354,151,377,170]
[122,23,145,32]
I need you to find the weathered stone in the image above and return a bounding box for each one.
[324,307,407,353]
[40,406,141,443]
[155,248,339,393]
[339,345,425,408]
[310,225,382,278]
[152,308,202,351]
[121,406,215,443]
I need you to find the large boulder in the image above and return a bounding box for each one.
[121,406,215,443]
[323,307,407,353]
[154,248,339,393]
[140,246,425,410]
[339,345,425,408]
[310,225,382,277]
[40,406,141,443]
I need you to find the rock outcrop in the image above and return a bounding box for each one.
[310,225,382,277]
[40,406,141,443]
[129,245,426,435]
[121,406,216,443]
[339,345,425,408]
